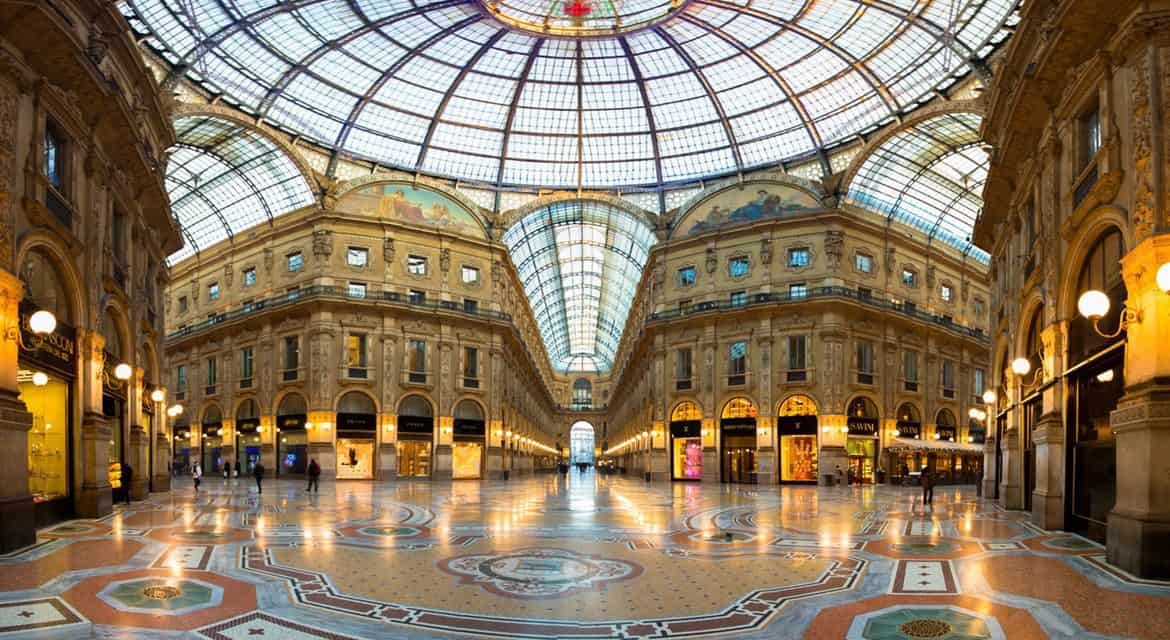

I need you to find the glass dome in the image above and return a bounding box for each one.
[121,0,1015,190]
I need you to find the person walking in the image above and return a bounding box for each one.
[120,463,133,504]
[234,460,241,478]
[921,464,936,506]
[253,460,265,494]
[306,458,320,493]
[223,461,230,480]
[192,462,202,492]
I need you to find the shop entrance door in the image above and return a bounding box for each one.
[720,419,756,483]
[1066,351,1122,542]
[1023,398,1040,512]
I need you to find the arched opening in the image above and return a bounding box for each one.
[235,399,261,474]
[276,393,308,476]
[101,306,130,492]
[17,247,79,524]
[777,395,818,483]
[935,409,957,440]
[669,401,703,481]
[453,399,485,480]
[895,403,923,439]
[1066,227,1125,542]
[570,421,595,466]
[397,395,434,478]
[572,379,593,407]
[201,404,225,474]
[889,402,924,483]
[336,391,377,480]
[846,396,879,484]
[720,397,758,484]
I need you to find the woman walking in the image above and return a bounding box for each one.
[192,462,202,492]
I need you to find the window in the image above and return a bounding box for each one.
[176,365,187,394]
[855,253,874,274]
[728,341,747,386]
[206,357,217,388]
[287,252,303,272]
[904,351,919,391]
[729,256,750,278]
[240,347,254,388]
[407,255,427,276]
[789,283,807,300]
[347,247,369,267]
[787,335,807,382]
[463,347,479,388]
[942,359,955,398]
[112,210,127,258]
[347,334,368,378]
[940,284,954,303]
[408,339,427,383]
[679,299,692,314]
[243,267,256,286]
[973,367,986,403]
[1081,106,1101,168]
[178,296,188,314]
[730,290,747,306]
[856,341,874,384]
[409,289,426,304]
[572,379,592,406]
[788,247,810,268]
[675,348,692,390]
[44,121,66,191]
[283,336,299,380]
[902,268,917,287]
[463,298,478,314]
[462,265,479,284]
[973,298,986,316]
[347,282,367,298]
[678,266,696,286]
[207,282,219,301]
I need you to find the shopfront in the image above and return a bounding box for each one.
[669,401,703,481]
[397,395,434,477]
[720,397,758,484]
[276,393,308,476]
[777,395,818,483]
[235,399,262,474]
[336,391,377,480]
[452,400,485,480]
[173,424,191,474]
[846,397,879,484]
[17,304,77,527]
[1066,345,1123,542]
[892,403,923,482]
[103,353,128,493]
[201,405,224,474]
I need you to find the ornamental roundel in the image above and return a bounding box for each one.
[437,547,642,599]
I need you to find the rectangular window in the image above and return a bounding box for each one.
[942,359,955,398]
[347,282,366,298]
[675,348,692,390]
[904,350,919,392]
[240,347,254,388]
[788,247,810,268]
[730,290,747,306]
[463,298,478,314]
[856,253,874,273]
[1081,106,1101,167]
[407,255,427,276]
[207,282,219,301]
[974,367,986,403]
[44,121,66,191]
[787,335,807,382]
[902,269,917,287]
[409,289,426,304]
[206,357,217,387]
[789,283,807,300]
[463,347,478,388]
[243,267,256,286]
[287,252,303,272]
[283,336,299,380]
[409,339,427,383]
[347,334,368,379]
[176,365,186,394]
[973,298,986,316]
[112,210,127,258]
[462,265,479,284]
[347,247,369,267]
[678,266,696,286]
[940,284,953,302]
[178,296,188,314]
[679,299,692,314]
[728,341,747,386]
[856,341,874,384]
[729,256,750,278]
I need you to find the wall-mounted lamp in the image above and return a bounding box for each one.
[114,363,133,381]
[8,309,56,350]
[982,390,997,405]
[32,371,48,387]
[968,408,986,421]
[1011,357,1042,387]
[1096,369,1115,383]
[151,388,166,403]
[1077,289,1141,339]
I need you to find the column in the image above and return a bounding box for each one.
[1031,322,1066,528]
[129,369,149,500]
[77,329,112,518]
[0,270,35,550]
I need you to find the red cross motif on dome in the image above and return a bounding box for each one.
[562,0,593,18]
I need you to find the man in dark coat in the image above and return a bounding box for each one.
[253,461,265,494]
[306,459,320,493]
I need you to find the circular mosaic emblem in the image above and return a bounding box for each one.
[357,526,421,538]
[46,524,97,535]
[438,547,642,598]
[1041,535,1097,551]
[142,585,181,600]
[171,529,228,542]
[892,538,959,555]
[900,619,953,638]
[97,578,224,615]
[860,607,994,640]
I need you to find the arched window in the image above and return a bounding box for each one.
[572,379,592,407]
[398,395,433,417]
[848,397,879,419]
[722,397,757,419]
[338,391,376,414]
[236,398,259,420]
[19,248,73,324]
[202,405,223,425]
[778,395,817,416]
[278,393,307,416]
[671,401,702,422]
[936,409,956,427]
[102,308,124,359]
[570,421,594,465]
[1070,228,1125,362]
[1024,306,1044,374]
[454,400,484,421]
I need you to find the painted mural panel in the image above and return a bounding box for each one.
[674,183,822,236]
[337,183,486,239]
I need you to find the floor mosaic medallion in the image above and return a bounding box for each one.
[437,547,643,598]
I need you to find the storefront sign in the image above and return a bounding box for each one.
[398,415,433,434]
[337,412,377,431]
[19,304,76,375]
[847,418,878,436]
[936,426,957,441]
[670,420,701,438]
[236,418,260,433]
[102,350,127,397]
[777,416,817,435]
[202,423,222,437]
[453,419,485,437]
[278,414,307,430]
[895,422,921,439]
[720,419,756,437]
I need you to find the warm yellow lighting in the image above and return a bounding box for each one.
[1077,289,1110,320]
[1011,357,1031,376]
[933,433,941,440]
[151,388,166,403]
[968,408,986,421]
[257,425,265,433]
[1096,369,1115,383]
[216,428,224,435]
[982,390,997,404]
[967,435,975,443]
[114,363,133,381]
[28,310,56,336]
[893,429,900,437]
[839,426,848,434]
[305,422,313,430]
[1157,262,1170,293]
[32,371,48,387]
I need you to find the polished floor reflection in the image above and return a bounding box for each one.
[1,473,1168,639]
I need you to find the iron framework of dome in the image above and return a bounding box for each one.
[121,0,1015,192]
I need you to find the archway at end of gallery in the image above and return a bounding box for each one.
[569,421,596,467]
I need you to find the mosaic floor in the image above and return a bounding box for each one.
[1,474,1168,639]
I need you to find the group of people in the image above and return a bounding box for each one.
[189,458,322,494]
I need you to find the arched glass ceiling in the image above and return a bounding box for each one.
[503,200,656,374]
[167,115,316,264]
[120,0,1015,191]
[845,112,989,262]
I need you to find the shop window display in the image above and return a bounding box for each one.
[21,373,69,502]
[453,442,483,479]
[672,437,702,479]
[335,438,375,479]
[397,440,431,477]
[780,436,818,482]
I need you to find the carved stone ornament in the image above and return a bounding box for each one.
[383,237,395,263]
[759,238,773,265]
[440,248,451,273]
[224,264,233,287]
[313,230,333,260]
[885,247,896,271]
[705,247,717,274]
[926,265,936,288]
[652,258,665,288]
[263,248,274,273]
[823,231,844,269]
[1130,51,1156,243]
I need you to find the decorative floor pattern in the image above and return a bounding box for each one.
[0,475,1167,639]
